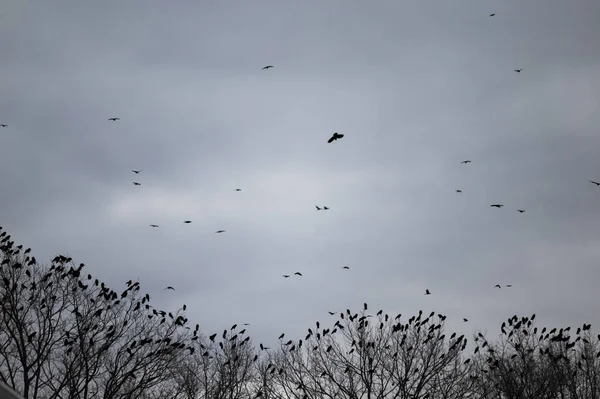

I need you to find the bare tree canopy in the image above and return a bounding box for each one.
[2,228,600,399]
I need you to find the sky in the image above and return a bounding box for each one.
[1,0,600,348]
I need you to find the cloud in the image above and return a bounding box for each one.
[1,0,599,347]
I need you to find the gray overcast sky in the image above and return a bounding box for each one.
[1,0,600,346]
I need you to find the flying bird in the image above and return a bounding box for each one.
[328,312,336,315]
[456,189,462,193]
[495,284,501,288]
[282,275,290,278]
[215,230,226,234]
[506,284,512,287]
[490,204,504,208]
[517,209,525,213]
[133,182,141,186]
[323,206,329,210]
[461,160,471,164]
[589,180,600,186]
[0,124,7,127]
[294,272,303,276]
[183,221,192,224]
[316,206,321,210]
[150,224,159,228]
[425,289,431,295]
[514,69,523,73]
[463,318,468,322]
[132,169,143,174]
[327,132,344,143]
[489,13,496,17]
[234,188,242,191]
[108,117,120,121]
[165,286,175,290]
[342,266,350,270]
[262,65,274,70]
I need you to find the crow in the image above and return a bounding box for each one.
[461,160,471,164]
[517,209,525,213]
[282,275,290,278]
[328,132,344,143]
[456,189,462,193]
[132,169,143,174]
[165,286,175,290]
[262,65,274,70]
[323,206,329,210]
[495,284,501,288]
[425,289,431,295]
[590,180,600,186]
[0,124,7,127]
[506,284,513,287]
[133,182,141,186]
[235,188,242,191]
[215,230,226,234]
[490,204,504,208]
[328,312,336,315]
[463,318,468,322]
[514,69,523,73]
[108,117,120,121]
[316,205,321,210]
[342,266,350,270]
[150,224,159,228]
[294,272,303,276]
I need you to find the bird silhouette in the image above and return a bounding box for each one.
[323,206,329,210]
[0,124,7,127]
[235,188,242,191]
[262,65,274,70]
[328,311,336,315]
[590,180,600,186]
[506,284,513,287]
[215,230,226,234]
[517,209,525,213]
[463,318,468,322]
[133,182,141,186]
[316,206,321,210]
[489,13,496,17]
[183,221,192,224]
[514,69,523,73]
[456,189,462,193]
[490,204,504,208]
[294,272,303,276]
[149,224,159,228]
[342,266,350,270]
[165,286,175,290]
[495,284,501,288]
[327,132,344,143]
[425,289,431,295]
[132,169,143,174]
[108,117,120,121]
[461,160,471,164]
[282,275,290,278]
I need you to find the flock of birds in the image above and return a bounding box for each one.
[1,9,599,351]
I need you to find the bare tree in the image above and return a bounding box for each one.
[166,324,259,399]
[268,307,471,399]
[469,314,600,399]
[0,229,196,399]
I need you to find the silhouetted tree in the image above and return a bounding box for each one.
[268,308,472,399]
[0,229,194,399]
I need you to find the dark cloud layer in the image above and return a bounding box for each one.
[1,0,600,346]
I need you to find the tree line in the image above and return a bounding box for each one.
[1,226,599,399]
